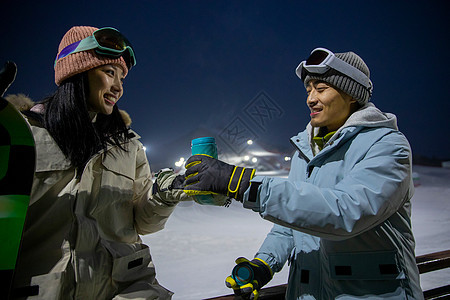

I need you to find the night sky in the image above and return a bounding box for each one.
[2,1,449,170]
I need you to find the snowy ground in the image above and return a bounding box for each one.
[143,165,450,299]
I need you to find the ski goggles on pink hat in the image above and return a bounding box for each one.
[54,27,136,70]
[296,47,372,90]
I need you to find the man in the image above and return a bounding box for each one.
[184,48,423,299]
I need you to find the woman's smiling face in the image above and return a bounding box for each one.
[87,64,124,115]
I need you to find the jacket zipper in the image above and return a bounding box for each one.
[290,138,310,163]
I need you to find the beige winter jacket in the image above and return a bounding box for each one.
[13,114,185,299]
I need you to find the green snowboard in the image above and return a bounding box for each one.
[0,95,36,297]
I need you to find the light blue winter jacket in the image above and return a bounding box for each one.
[243,103,423,299]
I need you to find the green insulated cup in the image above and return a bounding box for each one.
[231,262,254,286]
[191,137,218,205]
[191,137,218,159]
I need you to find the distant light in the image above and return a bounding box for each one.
[247,140,253,145]
[143,146,147,152]
[251,157,258,163]
[244,155,250,161]
[175,157,185,167]
[284,156,291,161]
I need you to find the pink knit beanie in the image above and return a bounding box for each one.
[54,26,128,86]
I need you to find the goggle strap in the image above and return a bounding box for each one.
[326,57,371,88]
[297,57,372,90]
[73,36,99,53]
[55,36,98,64]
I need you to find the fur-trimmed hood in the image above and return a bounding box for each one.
[4,93,34,111]
[4,93,132,127]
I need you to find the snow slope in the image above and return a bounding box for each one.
[143,165,450,299]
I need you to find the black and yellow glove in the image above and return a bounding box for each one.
[184,155,255,202]
[225,257,273,300]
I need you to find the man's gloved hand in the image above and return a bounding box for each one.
[0,61,17,97]
[225,257,273,300]
[184,155,255,202]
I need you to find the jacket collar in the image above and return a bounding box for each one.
[291,102,398,158]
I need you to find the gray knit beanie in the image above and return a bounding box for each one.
[303,51,372,105]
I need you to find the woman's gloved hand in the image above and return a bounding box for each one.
[0,61,17,97]
[225,257,273,300]
[152,168,190,203]
[184,155,255,201]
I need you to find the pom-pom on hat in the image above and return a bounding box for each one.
[303,51,372,105]
[54,26,128,86]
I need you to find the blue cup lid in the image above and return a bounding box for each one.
[191,137,216,146]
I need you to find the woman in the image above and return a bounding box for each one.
[12,26,187,299]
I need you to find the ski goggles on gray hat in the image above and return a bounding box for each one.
[296,47,373,92]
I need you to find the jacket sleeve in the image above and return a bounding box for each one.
[244,131,413,241]
[255,224,295,273]
[133,145,177,235]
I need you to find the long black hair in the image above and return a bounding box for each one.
[28,71,130,171]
